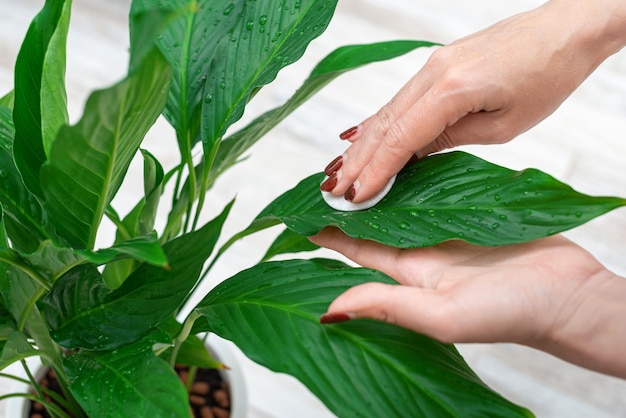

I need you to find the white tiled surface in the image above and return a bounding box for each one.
[2,1,626,417]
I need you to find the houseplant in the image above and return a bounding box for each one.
[1,0,625,417]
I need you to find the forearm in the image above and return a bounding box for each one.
[534,269,626,378]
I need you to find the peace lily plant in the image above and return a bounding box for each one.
[1,0,624,417]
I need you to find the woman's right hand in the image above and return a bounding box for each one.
[326,0,626,203]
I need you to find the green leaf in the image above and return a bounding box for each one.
[0,265,59,368]
[201,0,338,150]
[78,232,168,268]
[0,107,50,252]
[261,227,319,261]
[212,40,437,179]
[138,149,165,236]
[131,0,243,147]
[21,240,82,282]
[196,259,531,417]
[0,91,14,109]
[254,151,626,247]
[12,0,71,197]
[43,202,233,350]
[65,332,191,418]
[41,49,171,249]
[128,6,178,73]
[0,331,39,371]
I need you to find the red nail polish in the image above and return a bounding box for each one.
[320,313,352,324]
[320,172,338,192]
[324,155,343,176]
[344,184,356,202]
[339,126,358,140]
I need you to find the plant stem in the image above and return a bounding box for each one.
[182,135,198,234]
[0,393,71,418]
[170,310,201,367]
[104,206,132,242]
[17,286,46,331]
[192,140,221,231]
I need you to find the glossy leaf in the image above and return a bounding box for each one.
[261,227,319,261]
[196,259,531,417]
[253,151,626,247]
[0,331,39,371]
[78,233,168,268]
[0,91,13,109]
[0,107,50,252]
[201,0,338,150]
[21,241,82,282]
[43,203,232,350]
[212,40,438,179]
[12,0,71,197]
[138,149,165,236]
[0,264,59,369]
[64,332,191,418]
[131,0,242,147]
[41,49,171,249]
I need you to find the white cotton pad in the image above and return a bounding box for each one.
[321,175,396,211]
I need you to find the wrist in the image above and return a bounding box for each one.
[546,0,626,61]
[535,268,626,378]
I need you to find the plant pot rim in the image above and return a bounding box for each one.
[4,334,247,418]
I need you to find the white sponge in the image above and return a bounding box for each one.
[321,175,396,211]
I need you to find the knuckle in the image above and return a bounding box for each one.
[373,102,395,140]
[383,122,408,152]
[433,130,457,151]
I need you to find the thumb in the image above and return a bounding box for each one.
[320,282,458,343]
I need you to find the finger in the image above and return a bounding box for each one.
[331,70,435,197]
[321,282,463,344]
[350,88,470,202]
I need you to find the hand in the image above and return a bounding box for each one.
[309,227,626,377]
[325,0,626,203]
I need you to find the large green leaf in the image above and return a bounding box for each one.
[43,202,232,350]
[131,0,243,147]
[201,0,338,150]
[0,107,50,252]
[212,40,438,179]
[12,0,71,197]
[253,151,626,247]
[20,240,82,282]
[40,49,171,249]
[196,259,531,417]
[64,332,190,418]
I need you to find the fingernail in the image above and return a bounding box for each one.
[324,155,343,176]
[344,182,358,202]
[339,125,359,140]
[320,313,352,324]
[320,172,338,192]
